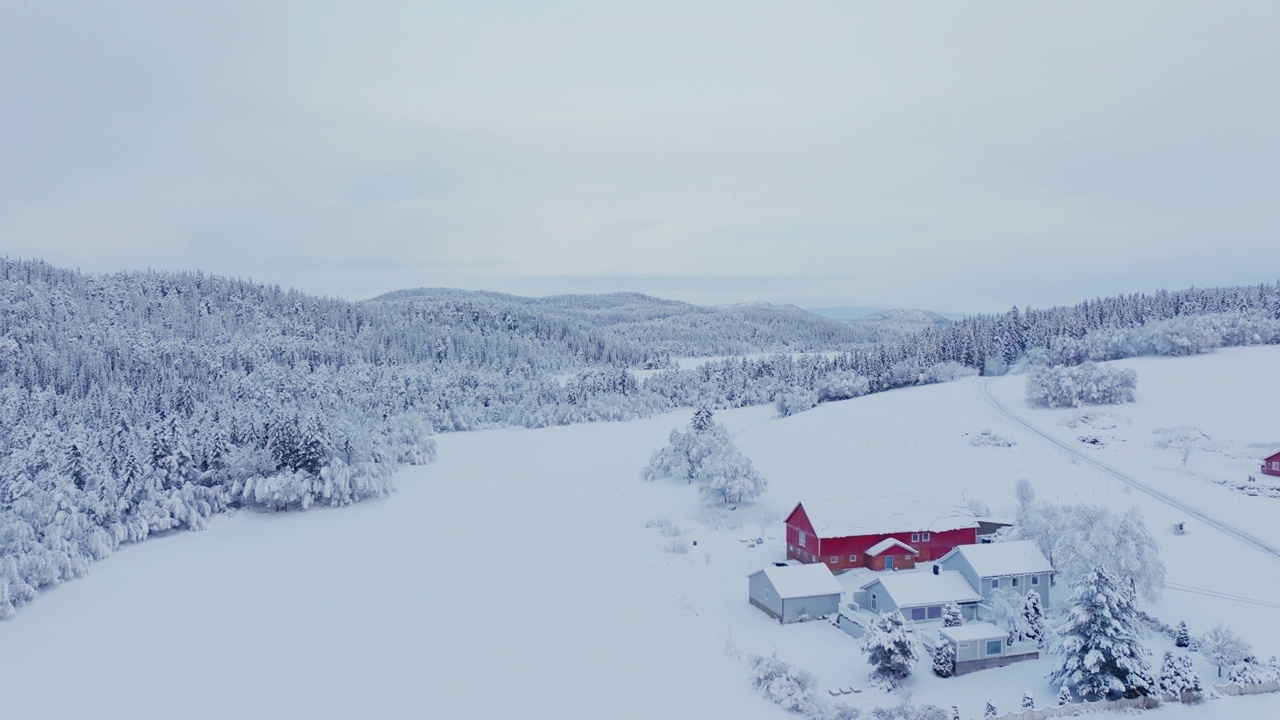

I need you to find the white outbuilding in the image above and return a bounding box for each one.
[747,564,843,623]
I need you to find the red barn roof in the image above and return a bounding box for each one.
[788,496,979,539]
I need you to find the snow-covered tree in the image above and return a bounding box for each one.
[1002,501,1165,602]
[1201,624,1251,678]
[1020,692,1034,710]
[1175,621,1190,648]
[932,641,955,678]
[1156,652,1203,701]
[775,387,819,417]
[1050,568,1152,699]
[1025,362,1137,408]
[642,411,734,482]
[699,449,768,505]
[1021,590,1045,646]
[1228,660,1267,686]
[862,611,922,687]
[817,371,870,402]
[941,602,963,628]
[1056,684,1072,706]
[983,700,996,718]
[1153,426,1214,467]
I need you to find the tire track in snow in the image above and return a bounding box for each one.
[975,378,1280,563]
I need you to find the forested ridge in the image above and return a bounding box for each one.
[1,256,1278,618]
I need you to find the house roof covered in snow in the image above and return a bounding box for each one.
[865,538,919,557]
[939,540,1052,579]
[791,496,979,538]
[939,622,1008,643]
[860,570,983,608]
[750,564,843,600]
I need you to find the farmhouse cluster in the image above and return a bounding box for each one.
[749,496,1050,675]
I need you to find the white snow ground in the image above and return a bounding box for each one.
[3,346,1280,719]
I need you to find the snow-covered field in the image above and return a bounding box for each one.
[3,347,1280,719]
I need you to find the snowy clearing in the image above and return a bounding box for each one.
[3,346,1280,719]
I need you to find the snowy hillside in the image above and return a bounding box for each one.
[5,346,1280,719]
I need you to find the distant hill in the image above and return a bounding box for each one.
[855,308,953,325]
[809,305,967,322]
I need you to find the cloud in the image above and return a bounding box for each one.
[2,1,1278,313]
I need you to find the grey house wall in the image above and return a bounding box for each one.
[857,583,979,621]
[945,636,1039,675]
[780,593,840,623]
[937,555,1053,607]
[748,572,784,620]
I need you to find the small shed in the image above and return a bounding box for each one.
[938,622,1039,675]
[1262,451,1280,479]
[748,564,842,623]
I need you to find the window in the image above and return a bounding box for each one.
[830,557,838,564]
[764,589,770,600]
[848,555,857,562]
[911,607,927,621]
[922,532,930,541]
[1012,577,1020,588]
[911,533,920,542]
[927,606,942,619]
[986,640,1003,656]
[871,594,878,610]
[990,578,1000,589]
[798,531,807,546]
[1031,574,1040,585]
[1272,461,1279,470]
[958,642,970,649]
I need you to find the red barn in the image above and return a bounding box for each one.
[785,497,980,573]
[1263,452,1280,479]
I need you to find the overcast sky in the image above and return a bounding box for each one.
[2,2,1278,314]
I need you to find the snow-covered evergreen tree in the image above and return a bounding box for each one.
[642,410,767,505]
[1021,692,1034,710]
[1175,621,1190,648]
[941,602,963,628]
[983,700,996,718]
[1021,590,1045,646]
[1156,652,1205,700]
[1050,568,1152,699]
[932,641,955,678]
[1057,684,1072,706]
[862,611,922,687]
[1228,660,1267,685]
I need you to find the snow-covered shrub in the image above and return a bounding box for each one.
[1057,684,1072,706]
[1050,568,1152,699]
[862,611,922,688]
[1020,692,1034,710]
[776,387,819,417]
[749,652,820,716]
[644,517,683,537]
[663,538,690,554]
[983,701,996,718]
[817,371,870,402]
[932,642,955,678]
[1201,624,1251,678]
[941,602,963,628]
[1025,362,1137,408]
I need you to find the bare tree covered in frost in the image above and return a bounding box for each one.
[1050,568,1153,699]
[1003,500,1165,602]
[748,652,820,716]
[1153,426,1215,467]
[1201,624,1251,677]
[1025,363,1136,408]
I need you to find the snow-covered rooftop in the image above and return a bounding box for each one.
[794,496,979,538]
[860,570,983,608]
[939,622,1008,643]
[752,564,843,599]
[865,538,919,556]
[941,540,1052,578]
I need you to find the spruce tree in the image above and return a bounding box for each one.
[932,641,955,678]
[1050,568,1153,699]
[983,700,996,718]
[862,611,922,687]
[1021,692,1035,710]
[1057,684,1072,705]
[1175,621,1190,648]
[942,601,963,627]
[1021,590,1045,646]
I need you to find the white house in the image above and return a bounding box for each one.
[854,570,984,622]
